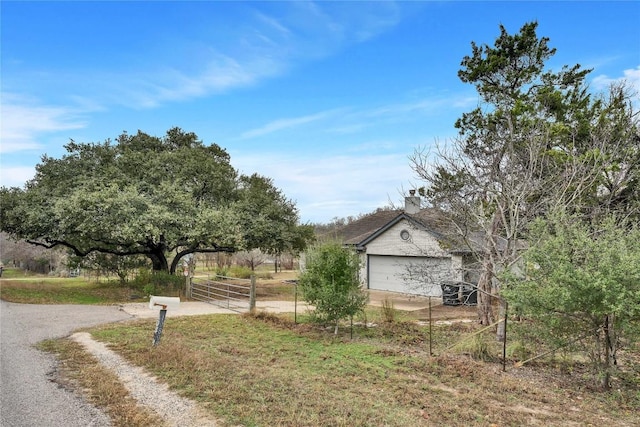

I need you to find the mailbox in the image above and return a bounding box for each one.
[148,296,180,311]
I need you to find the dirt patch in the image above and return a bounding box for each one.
[411,304,478,321]
[360,290,479,321]
[71,332,218,427]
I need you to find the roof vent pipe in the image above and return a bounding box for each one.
[405,190,421,214]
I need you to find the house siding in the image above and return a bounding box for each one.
[365,219,449,257]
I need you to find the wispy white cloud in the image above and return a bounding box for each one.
[88,3,403,110]
[99,52,282,110]
[592,65,640,93]
[1,2,405,122]
[253,10,292,38]
[240,92,472,139]
[240,108,345,139]
[0,93,88,153]
[291,0,401,45]
[361,97,458,120]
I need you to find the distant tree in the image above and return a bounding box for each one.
[502,211,640,390]
[279,252,296,270]
[69,252,149,284]
[214,252,233,270]
[0,128,311,274]
[0,233,67,274]
[234,249,267,271]
[233,173,315,272]
[298,241,369,334]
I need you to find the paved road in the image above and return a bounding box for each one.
[0,300,133,427]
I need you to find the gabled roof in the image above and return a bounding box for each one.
[325,207,519,256]
[327,208,457,248]
[325,209,402,245]
[358,212,447,248]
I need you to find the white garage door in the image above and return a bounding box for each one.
[367,255,450,296]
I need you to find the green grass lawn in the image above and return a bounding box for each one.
[0,266,36,279]
[0,269,146,304]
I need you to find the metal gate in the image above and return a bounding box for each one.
[189,275,256,312]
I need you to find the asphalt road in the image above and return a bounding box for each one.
[0,300,133,427]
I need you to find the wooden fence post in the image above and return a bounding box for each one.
[249,275,256,311]
[185,274,192,299]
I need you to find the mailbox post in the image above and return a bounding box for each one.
[149,296,180,346]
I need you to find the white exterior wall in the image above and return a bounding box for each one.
[450,254,464,282]
[365,220,449,257]
[363,219,458,296]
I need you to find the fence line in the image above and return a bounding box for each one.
[189,275,256,312]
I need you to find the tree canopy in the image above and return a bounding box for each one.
[411,21,639,331]
[0,128,313,273]
[502,211,640,389]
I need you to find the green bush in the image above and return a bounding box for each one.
[298,241,369,334]
[214,266,229,277]
[131,270,183,296]
[228,265,252,279]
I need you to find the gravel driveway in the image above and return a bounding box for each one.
[0,300,133,427]
[0,299,310,427]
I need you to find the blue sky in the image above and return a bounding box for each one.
[1,1,639,224]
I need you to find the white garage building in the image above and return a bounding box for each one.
[333,192,475,297]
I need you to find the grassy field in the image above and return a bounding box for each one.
[0,267,298,305]
[44,311,639,427]
[5,268,639,426]
[0,269,146,304]
[0,278,140,304]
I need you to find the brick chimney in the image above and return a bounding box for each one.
[404,189,420,214]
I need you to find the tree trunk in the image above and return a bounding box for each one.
[477,259,495,326]
[149,252,169,272]
[477,211,501,326]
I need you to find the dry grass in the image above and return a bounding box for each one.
[38,339,165,427]
[75,312,639,427]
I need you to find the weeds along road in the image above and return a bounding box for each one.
[0,300,133,427]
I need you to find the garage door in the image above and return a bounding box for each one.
[367,255,450,296]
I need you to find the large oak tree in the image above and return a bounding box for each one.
[0,128,313,273]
